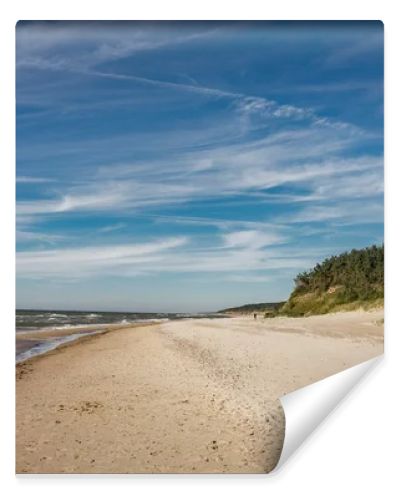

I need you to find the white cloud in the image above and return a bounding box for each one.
[16,224,321,281]
[314,169,383,199]
[16,125,382,225]
[14,22,383,308]
[97,223,126,233]
[224,275,271,283]
[17,22,218,71]
[324,32,383,66]
[16,176,54,183]
[17,237,187,278]
[288,200,383,224]
[16,230,65,244]
[223,230,285,249]
[17,22,358,138]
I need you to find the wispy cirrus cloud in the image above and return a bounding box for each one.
[287,200,383,224]
[223,275,272,283]
[17,237,188,278]
[16,176,54,184]
[97,223,127,233]
[16,229,315,280]
[222,230,286,249]
[16,126,381,224]
[16,22,219,70]
[17,22,363,138]
[16,230,66,244]
[323,31,383,66]
[15,22,383,309]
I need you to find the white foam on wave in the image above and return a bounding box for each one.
[16,330,106,364]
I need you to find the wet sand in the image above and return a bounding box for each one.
[16,322,154,361]
[16,309,383,473]
[16,322,142,344]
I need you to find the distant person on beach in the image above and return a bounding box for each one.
[254,313,257,320]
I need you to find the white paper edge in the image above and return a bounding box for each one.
[275,354,383,471]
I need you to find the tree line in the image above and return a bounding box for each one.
[292,244,384,302]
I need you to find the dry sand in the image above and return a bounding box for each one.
[16,309,383,474]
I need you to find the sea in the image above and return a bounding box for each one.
[16,309,225,363]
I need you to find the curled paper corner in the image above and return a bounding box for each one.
[274,355,383,471]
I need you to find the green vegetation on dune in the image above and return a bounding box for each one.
[280,293,383,316]
[221,245,384,318]
[281,245,384,316]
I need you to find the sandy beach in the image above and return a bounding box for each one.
[16,309,383,474]
[15,322,149,362]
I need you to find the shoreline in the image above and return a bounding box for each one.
[16,307,383,365]
[16,310,383,473]
[16,321,158,366]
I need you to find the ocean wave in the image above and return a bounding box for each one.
[16,329,106,363]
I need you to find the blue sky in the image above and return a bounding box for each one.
[16,21,383,312]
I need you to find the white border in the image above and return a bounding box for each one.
[1,2,397,499]
[277,355,383,469]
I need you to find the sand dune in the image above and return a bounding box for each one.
[16,310,383,473]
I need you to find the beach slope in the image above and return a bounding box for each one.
[16,310,383,473]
